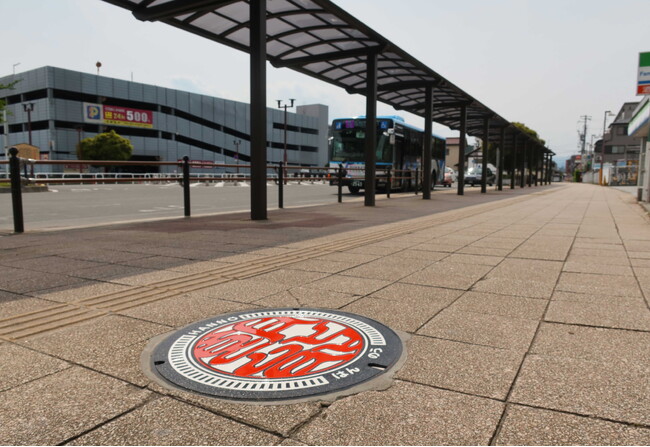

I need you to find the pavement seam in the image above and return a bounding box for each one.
[56,393,162,446]
[606,189,650,312]
[487,186,593,446]
[509,402,650,430]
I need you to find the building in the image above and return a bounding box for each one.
[594,102,641,167]
[1,66,328,174]
[445,137,478,171]
[628,96,650,200]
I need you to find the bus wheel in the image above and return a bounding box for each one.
[348,185,360,194]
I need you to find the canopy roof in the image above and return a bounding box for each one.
[101,0,552,153]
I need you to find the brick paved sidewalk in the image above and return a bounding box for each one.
[1,183,649,445]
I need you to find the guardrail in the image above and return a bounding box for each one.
[2,148,428,233]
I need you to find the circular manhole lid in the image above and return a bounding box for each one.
[147,308,405,403]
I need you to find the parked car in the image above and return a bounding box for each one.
[442,167,456,187]
[464,167,495,186]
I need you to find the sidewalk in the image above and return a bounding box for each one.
[1,183,649,445]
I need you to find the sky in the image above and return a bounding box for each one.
[2,0,650,162]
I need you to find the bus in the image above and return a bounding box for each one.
[329,115,446,194]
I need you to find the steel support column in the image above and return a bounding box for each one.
[534,147,539,186]
[364,51,378,207]
[527,144,533,187]
[423,85,433,200]
[481,117,489,194]
[520,140,527,188]
[250,0,267,220]
[457,105,467,196]
[511,134,517,190]
[498,126,505,191]
[549,156,554,183]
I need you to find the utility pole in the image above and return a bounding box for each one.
[277,99,295,184]
[233,139,241,174]
[579,115,591,169]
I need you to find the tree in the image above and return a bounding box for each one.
[77,130,133,163]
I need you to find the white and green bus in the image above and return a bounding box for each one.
[329,116,446,194]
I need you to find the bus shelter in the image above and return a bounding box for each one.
[101,0,552,219]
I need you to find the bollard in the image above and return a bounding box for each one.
[182,156,190,217]
[414,168,419,195]
[278,161,284,209]
[337,165,343,203]
[386,166,391,198]
[9,147,24,233]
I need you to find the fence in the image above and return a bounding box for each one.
[2,148,426,233]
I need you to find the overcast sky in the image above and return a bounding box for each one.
[3,0,649,160]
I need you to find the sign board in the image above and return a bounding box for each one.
[637,52,650,95]
[83,103,154,128]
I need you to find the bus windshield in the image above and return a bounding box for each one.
[331,122,392,163]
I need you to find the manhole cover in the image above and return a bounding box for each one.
[147,308,405,403]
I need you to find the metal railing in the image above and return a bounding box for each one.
[3,149,427,233]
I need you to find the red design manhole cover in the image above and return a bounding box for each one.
[148,308,405,402]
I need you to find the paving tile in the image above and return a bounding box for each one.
[0,255,104,274]
[471,237,525,250]
[120,292,253,327]
[284,259,352,274]
[555,272,642,297]
[249,269,328,286]
[562,261,634,276]
[314,252,380,265]
[551,290,645,307]
[487,258,562,283]
[418,308,538,351]
[341,287,461,333]
[147,382,320,437]
[343,244,403,256]
[545,300,650,331]
[496,405,650,446]
[449,291,547,320]
[531,322,650,362]
[0,269,87,294]
[20,315,169,363]
[69,397,280,446]
[83,340,151,387]
[303,275,391,296]
[71,264,158,281]
[511,355,650,425]
[472,276,555,299]
[397,335,523,399]
[110,269,188,287]
[255,286,358,309]
[0,291,59,319]
[33,282,133,303]
[295,381,504,446]
[188,278,291,303]
[342,257,432,281]
[0,343,70,392]
[566,254,631,266]
[444,253,504,266]
[401,262,492,290]
[392,249,448,262]
[166,260,231,273]
[458,246,512,257]
[0,367,150,445]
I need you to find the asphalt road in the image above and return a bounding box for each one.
[0,181,352,232]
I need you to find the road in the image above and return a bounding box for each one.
[0,180,355,231]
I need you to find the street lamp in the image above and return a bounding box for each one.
[22,103,35,146]
[599,110,615,185]
[233,139,241,174]
[277,99,295,183]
